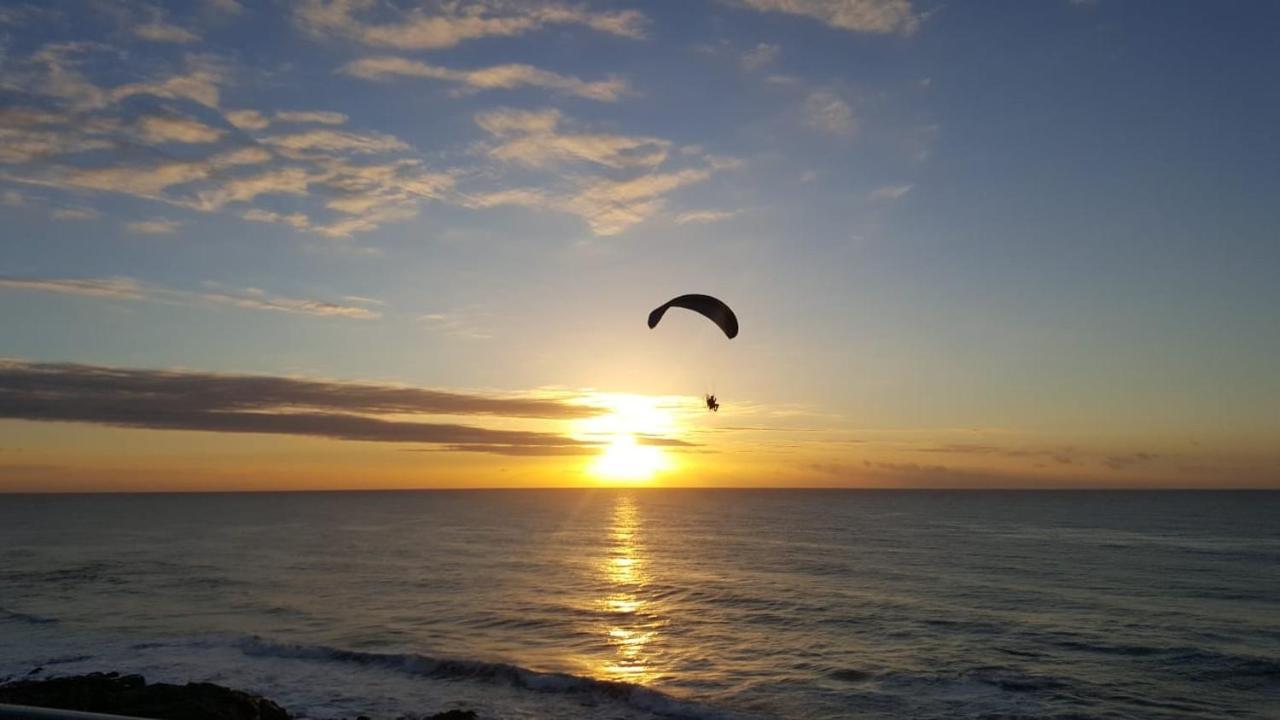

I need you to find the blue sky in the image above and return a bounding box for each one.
[2,0,1278,489]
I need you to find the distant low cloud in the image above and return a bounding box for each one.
[126,218,182,235]
[343,57,627,102]
[295,0,646,50]
[735,0,919,35]
[1103,452,1159,471]
[0,275,381,320]
[0,360,602,451]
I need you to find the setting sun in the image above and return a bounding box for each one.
[589,434,670,482]
[575,394,685,482]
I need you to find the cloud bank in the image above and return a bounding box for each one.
[0,360,603,453]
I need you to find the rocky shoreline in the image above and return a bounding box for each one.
[0,672,477,720]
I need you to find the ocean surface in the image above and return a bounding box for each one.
[1,490,1278,719]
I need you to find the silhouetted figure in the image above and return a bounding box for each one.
[705,394,719,412]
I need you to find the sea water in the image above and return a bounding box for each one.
[2,490,1277,719]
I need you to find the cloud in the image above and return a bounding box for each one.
[0,275,382,320]
[418,310,492,340]
[0,360,600,452]
[1103,452,1159,471]
[135,21,200,44]
[193,167,317,210]
[197,287,381,319]
[467,168,720,236]
[295,0,646,50]
[225,110,350,132]
[64,161,214,196]
[342,57,627,101]
[566,169,713,235]
[464,109,737,235]
[674,209,739,225]
[126,218,182,235]
[51,207,100,221]
[476,108,669,168]
[736,0,919,35]
[138,116,226,144]
[274,111,349,125]
[869,183,912,200]
[0,276,145,299]
[803,89,855,135]
[207,0,244,15]
[226,109,271,130]
[919,443,1076,466]
[262,129,409,155]
[741,42,780,71]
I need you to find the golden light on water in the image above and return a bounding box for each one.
[596,495,663,684]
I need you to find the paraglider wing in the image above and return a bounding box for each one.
[647,294,738,339]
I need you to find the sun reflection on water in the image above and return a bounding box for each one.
[597,495,663,684]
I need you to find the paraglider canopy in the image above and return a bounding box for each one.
[647,294,738,339]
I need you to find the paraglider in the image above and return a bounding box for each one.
[648,294,737,411]
[647,294,738,339]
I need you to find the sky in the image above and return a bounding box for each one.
[2,0,1278,491]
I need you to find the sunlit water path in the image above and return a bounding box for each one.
[2,490,1278,719]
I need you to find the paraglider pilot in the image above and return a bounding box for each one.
[705,394,720,412]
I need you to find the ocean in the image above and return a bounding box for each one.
[1,490,1277,719]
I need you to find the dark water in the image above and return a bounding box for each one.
[1,490,1277,719]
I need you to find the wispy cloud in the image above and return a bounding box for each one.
[464,109,737,235]
[274,110,349,125]
[226,109,271,130]
[418,309,492,340]
[0,360,602,451]
[138,115,226,144]
[674,209,739,225]
[126,218,182,235]
[869,183,912,200]
[342,57,627,101]
[0,40,453,240]
[735,0,919,35]
[135,21,200,44]
[476,108,668,169]
[295,0,646,50]
[0,275,382,320]
[803,89,855,135]
[262,129,409,156]
[741,42,780,71]
[51,207,100,221]
[0,276,146,299]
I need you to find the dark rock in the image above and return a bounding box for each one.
[0,672,291,720]
[428,712,477,720]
